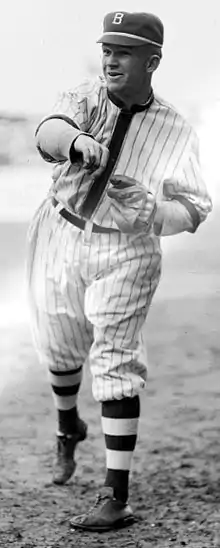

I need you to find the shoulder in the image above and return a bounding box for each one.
[154,94,192,127]
[153,93,198,145]
[65,76,106,102]
[53,76,107,115]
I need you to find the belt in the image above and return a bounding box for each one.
[52,197,119,234]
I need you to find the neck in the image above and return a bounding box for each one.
[108,85,153,111]
[110,83,152,110]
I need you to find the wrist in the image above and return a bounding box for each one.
[69,133,95,163]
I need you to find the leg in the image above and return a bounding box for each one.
[70,232,161,530]
[102,395,140,502]
[26,200,93,482]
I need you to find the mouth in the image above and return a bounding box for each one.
[107,72,123,80]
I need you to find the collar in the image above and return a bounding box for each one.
[107,88,154,113]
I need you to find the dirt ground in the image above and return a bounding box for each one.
[0,211,220,548]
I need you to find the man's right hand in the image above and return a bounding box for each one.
[73,134,109,177]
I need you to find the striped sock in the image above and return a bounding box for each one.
[101,396,140,502]
[48,366,83,435]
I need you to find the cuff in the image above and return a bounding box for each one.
[171,195,200,233]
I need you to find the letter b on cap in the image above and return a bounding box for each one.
[112,12,124,24]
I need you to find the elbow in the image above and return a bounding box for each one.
[35,120,58,163]
[35,116,83,163]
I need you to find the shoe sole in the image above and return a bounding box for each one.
[70,515,134,532]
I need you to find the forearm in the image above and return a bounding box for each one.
[35,118,85,162]
[154,200,196,236]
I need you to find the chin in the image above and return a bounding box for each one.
[106,80,126,95]
[107,82,122,92]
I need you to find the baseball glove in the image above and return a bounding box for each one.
[107,175,157,233]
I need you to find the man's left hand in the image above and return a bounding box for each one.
[107,175,157,233]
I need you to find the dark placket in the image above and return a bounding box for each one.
[79,92,154,220]
[79,109,133,219]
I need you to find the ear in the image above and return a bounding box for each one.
[146,55,161,73]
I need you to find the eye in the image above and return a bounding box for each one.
[102,48,111,56]
[120,49,132,56]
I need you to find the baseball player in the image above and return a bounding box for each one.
[27,11,212,532]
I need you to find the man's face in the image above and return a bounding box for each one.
[102,43,149,99]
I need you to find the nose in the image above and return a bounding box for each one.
[107,52,119,67]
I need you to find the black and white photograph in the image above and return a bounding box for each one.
[0,1,219,546]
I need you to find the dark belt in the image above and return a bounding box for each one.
[52,197,119,234]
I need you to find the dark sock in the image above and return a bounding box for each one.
[58,407,78,435]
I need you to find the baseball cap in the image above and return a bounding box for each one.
[97,11,164,48]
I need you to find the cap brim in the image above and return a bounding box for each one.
[97,33,148,47]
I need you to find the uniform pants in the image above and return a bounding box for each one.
[26,198,161,402]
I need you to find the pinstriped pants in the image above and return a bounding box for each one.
[26,198,161,402]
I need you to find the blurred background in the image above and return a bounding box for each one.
[0,0,219,330]
[0,5,219,543]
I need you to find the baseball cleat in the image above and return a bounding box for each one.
[52,418,87,485]
[70,487,134,532]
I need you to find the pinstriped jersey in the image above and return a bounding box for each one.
[41,75,212,230]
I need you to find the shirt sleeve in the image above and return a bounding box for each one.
[35,79,98,163]
[154,129,213,236]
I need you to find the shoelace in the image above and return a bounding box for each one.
[87,493,110,515]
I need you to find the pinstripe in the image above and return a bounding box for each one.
[132,110,163,181]
[74,271,93,344]
[87,85,102,131]
[156,117,186,189]
[138,107,170,182]
[171,126,192,177]
[62,230,90,362]
[122,112,148,174]
[189,157,198,187]
[28,200,160,400]
[115,243,144,330]
[132,106,161,179]
[106,246,132,329]
[101,102,119,146]
[115,237,152,396]
[28,76,211,404]
[43,208,60,369]
[87,235,129,400]
[40,206,56,361]
[99,94,109,141]
[129,237,156,346]
[53,226,91,366]
[73,171,90,210]
[28,203,93,375]
[148,111,178,188]
[85,232,157,401]
[66,280,92,356]
[65,283,85,353]
[51,219,72,369]
[34,78,211,231]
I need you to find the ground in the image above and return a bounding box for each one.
[0,208,219,548]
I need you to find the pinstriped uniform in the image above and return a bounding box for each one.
[27,69,212,499]
[43,76,211,229]
[28,75,212,404]
[27,197,161,402]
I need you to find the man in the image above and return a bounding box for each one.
[27,11,212,532]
